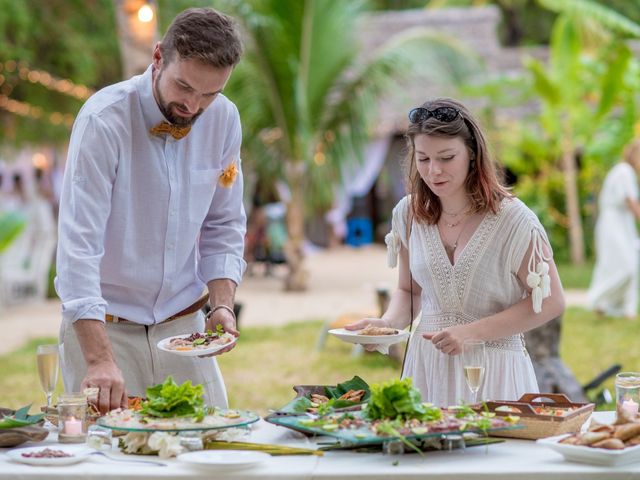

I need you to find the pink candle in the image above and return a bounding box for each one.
[64,416,83,435]
[622,399,639,417]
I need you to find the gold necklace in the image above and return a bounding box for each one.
[443,210,470,228]
[442,216,472,257]
[444,217,464,228]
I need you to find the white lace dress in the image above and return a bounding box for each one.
[588,162,639,317]
[386,196,552,406]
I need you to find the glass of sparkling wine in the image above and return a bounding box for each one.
[36,344,59,408]
[462,340,485,405]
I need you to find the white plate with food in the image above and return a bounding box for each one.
[157,331,236,357]
[328,326,410,346]
[6,445,94,466]
[97,408,259,432]
[177,450,270,470]
[537,434,640,467]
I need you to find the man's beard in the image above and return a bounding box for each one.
[154,68,204,126]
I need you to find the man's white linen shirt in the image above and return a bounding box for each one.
[56,65,246,326]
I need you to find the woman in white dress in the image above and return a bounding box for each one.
[588,139,640,319]
[348,98,565,406]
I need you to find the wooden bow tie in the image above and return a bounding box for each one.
[149,121,191,140]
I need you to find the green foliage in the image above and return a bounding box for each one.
[0,0,121,145]
[483,1,640,261]
[221,0,478,212]
[140,376,205,420]
[0,404,44,429]
[538,0,640,38]
[364,377,442,421]
[324,375,371,402]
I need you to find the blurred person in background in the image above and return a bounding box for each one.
[588,139,640,319]
[56,7,246,413]
[0,171,55,303]
[347,97,565,406]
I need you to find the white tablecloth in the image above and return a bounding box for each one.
[2,413,640,479]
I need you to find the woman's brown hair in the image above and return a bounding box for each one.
[405,97,510,225]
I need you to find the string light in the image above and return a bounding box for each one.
[32,152,49,169]
[0,60,90,128]
[0,60,94,101]
[138,3,154,23]
[0,93,75,127]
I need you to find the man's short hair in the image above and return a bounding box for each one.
[160,7,243,68]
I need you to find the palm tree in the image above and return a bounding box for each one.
[223,0,477,290]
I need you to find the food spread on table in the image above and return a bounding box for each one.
[270,378,517,449]
[6,367,634,467]
[97,376,258,431]
[494,405,579,416]
[560,418,640,450]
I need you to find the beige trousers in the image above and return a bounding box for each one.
[59,311,228,408]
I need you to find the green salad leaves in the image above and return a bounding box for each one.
[140,376,205,421]
[364,378,441,422]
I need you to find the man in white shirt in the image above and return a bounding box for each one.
[56,8,246,413]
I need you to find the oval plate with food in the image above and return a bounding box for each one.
[328,327,410,346]
[537,434,640,467]
[7,446,94,466]
[157,331,237,357]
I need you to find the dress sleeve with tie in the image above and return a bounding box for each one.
[385,196,411,268]
[507,201,553,314]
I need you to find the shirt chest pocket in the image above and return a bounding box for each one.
[188,168,220,224]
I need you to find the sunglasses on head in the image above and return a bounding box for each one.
[408,107,460,124]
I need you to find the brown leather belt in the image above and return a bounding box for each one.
[105,295,209,324]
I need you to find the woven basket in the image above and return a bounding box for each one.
[477,393,594,440]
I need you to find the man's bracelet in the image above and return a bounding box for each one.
[210,304,236,321]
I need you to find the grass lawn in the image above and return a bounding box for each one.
[1,307,638,414]
[556,261,593,290]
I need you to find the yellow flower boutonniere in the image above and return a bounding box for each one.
[219,160,238,188]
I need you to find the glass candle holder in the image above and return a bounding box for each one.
[615,372,640,421]
[58,392,88,443]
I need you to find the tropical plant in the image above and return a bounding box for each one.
[221,0,478,290]
[516,0,640,264]
[466,0,640,262]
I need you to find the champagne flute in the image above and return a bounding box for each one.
[462,340,485,405]
[36,344,59,408]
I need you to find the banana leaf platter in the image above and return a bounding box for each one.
[268,409,520,447]
[268,376,370,417]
